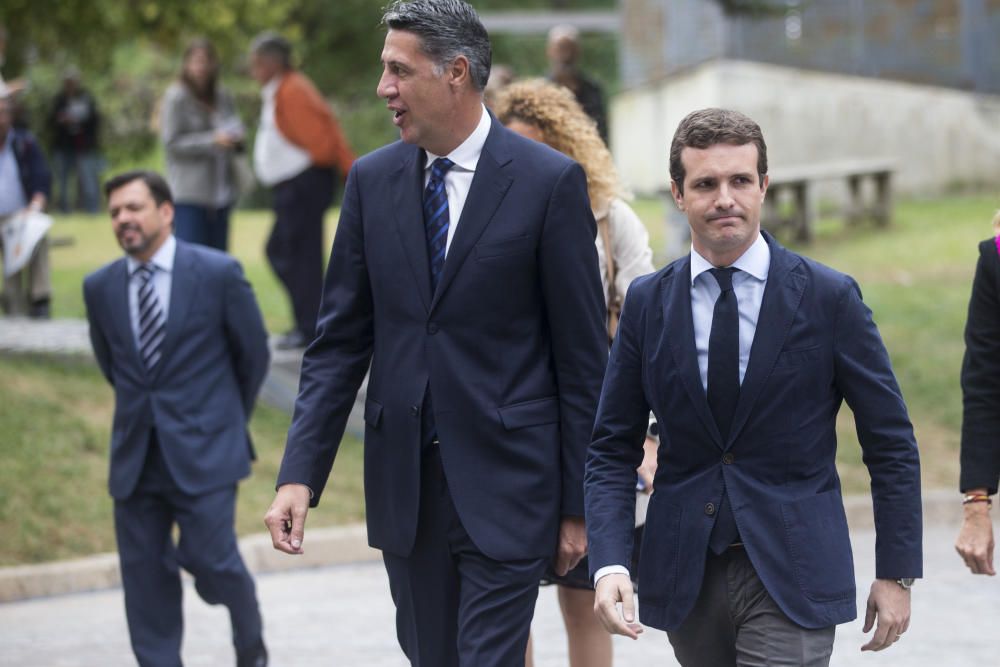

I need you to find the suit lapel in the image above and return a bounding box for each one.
[393,147,434,312]
[150,240,198,382]
[662,257,724,447]
[727,233,806,444]
[430,121,513,312]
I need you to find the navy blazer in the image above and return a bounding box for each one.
[84,239,270,499]
[276,118,608,562]
[585,232,922,631]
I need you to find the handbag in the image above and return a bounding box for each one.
[597,213,620,341]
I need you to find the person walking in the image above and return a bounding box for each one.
[84,170,270,667]
[586,108,922,665]
[263,2,608,665]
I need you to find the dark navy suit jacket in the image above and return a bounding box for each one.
[83,239,270,499]
[276,117,608,562]
[585,232,922,631]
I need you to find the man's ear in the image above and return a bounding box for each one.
[670,180,685,211]
[448,55,471,89]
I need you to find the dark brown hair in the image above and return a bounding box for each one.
[104,170,174,206]
[669,108,767,194]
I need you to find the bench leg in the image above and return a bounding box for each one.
[874,172,892,227]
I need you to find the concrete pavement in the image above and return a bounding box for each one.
[2,521,997,666]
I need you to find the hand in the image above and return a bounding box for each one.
[861,579,911,651]
[593,573,643,639]
[554,515,587,576]
[263,483,311,555]
[213,130,238,149]
[636,436,658,493]
[955,502,995,575]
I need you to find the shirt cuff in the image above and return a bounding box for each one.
[594,564,630,585]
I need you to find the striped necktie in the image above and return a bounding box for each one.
[423,157,455,291]
[135,263,166,371]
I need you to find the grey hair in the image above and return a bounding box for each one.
[250,31,293,69]
[382,0,492,91]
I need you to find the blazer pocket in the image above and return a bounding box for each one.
[496,396,560,430]
[781,490,855,601]
[772,345,821,369]
[364,398,383,429]
[475,236,532,261]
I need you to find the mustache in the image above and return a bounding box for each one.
[116,223,142,234]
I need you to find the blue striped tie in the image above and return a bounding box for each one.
[135,264,166,371]
[423,157,455,291]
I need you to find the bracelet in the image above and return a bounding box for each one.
[962,494,993,507]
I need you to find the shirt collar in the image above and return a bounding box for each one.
[127,234,177,277]
[424,104,491,174]
[690,232,770,286]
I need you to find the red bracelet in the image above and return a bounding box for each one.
[962,494,993,506]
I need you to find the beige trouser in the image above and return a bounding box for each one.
[0,214,52,315]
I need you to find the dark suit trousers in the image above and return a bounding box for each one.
[114,433,262,667]
[666,547,835,667]
[267,166,333,338]
[382,443,548,667]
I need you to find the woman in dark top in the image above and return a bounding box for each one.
[956,209,1000,576]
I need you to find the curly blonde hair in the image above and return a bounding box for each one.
[493,78,624,215]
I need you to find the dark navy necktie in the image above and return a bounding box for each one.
[707,266,741,553]
[135,263,166,371]
[423,157,455,291]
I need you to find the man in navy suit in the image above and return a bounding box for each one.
[84,170,270,667]
[586,109,922,665]
[263,1,607,664]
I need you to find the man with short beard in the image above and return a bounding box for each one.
[84,170,270,667]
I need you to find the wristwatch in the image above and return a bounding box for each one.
[896,578,915,590]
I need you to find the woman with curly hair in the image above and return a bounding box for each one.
[494,78,657,667]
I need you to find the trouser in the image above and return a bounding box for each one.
[267,166,333,337]
[173,203,232,252]
[114,433,262,667]
[666,546,835,667]
[53,148,101,213]
[382,442,549,667]
[0,215,51,316]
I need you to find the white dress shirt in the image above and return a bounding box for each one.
[126,234,176,347]
[422,105,491,255]
[253,75,311,187]
[594,232,771,585]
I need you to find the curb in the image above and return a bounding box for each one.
[0,489,961,604]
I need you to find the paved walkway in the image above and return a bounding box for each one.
[1,522,997,665]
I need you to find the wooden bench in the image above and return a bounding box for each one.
[763,158,895,242]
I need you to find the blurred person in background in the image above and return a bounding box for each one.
[249,31,354,350]
[955,208,1000,576]
[495,78,657,667]
[48,66,102,213]
[85,170,270,667]
[0,94,52,318]
[546,25,607,143]
[161,38,245,252]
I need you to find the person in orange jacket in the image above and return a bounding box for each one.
[250,32,354,349]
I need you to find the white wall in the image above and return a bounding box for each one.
[611,59,1000,197]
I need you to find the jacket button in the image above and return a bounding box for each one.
[427,322,439,334]
[410,405,420,417]
[705,502,716,516]
[722,453,735,465]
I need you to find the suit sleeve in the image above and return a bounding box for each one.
[276,164,373,505]
[222,259,271,417]
[833,277,922,579]
[960,240,1000,494]
[538,161,610,517]
[585,281,651,573]
[82,277,113,385]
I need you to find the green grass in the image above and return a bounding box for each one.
[0,353,364,567]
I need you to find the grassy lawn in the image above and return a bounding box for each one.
[0,353,364,567]
[4,193,996,565]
